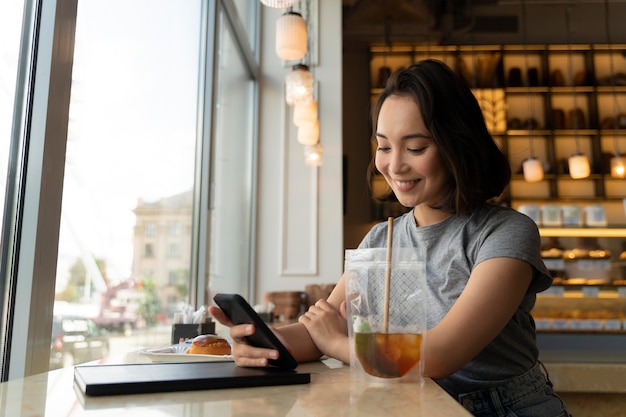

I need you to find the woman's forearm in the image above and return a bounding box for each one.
[274,322,324,363]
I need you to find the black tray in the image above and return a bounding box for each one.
[74,360,310,397]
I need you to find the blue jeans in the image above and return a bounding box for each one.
[457,363,571,417]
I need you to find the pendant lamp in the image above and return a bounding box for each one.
[611,156,626,178]
[602,0,626,179]
[565,8,591,179]
[276,12,307,61]
[304,143,324,166]
[523,158,545,182]
[297,119,320,145]
[569,153,591,179]
[285,64,314,106]
[259,0,297,8]
[293,99,318,127]
[520,0,544,183]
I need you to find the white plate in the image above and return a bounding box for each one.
[139,343,233,363]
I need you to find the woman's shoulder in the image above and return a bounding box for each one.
[359,211,415,248]
[476,204,535,223]
[469,204,540,235]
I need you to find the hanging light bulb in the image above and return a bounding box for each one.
[568,153,591,179]
[602,0,625,179]
[285,64,314,106]
[304,143,324,166]
[297,119,319,145]
[611,155,626,178]
[523,157,544,182]
[259,0,297,8]
[563,8,590,180]
[293,99,318,127]
[520,1,544,184]
[276,12,307,61]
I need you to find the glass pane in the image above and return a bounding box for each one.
[0,2,24,232]
[0,0,26,375]
[233,0,255,48]
[52,0,202,369]
[208,15,255,297]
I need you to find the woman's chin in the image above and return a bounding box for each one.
[395,197,416,208]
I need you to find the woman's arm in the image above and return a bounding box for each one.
[296,275,350,363]
[422,257,533,379]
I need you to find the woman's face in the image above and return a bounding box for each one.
[374,95,449,209]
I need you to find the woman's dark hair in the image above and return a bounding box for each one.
[367,59,511,216]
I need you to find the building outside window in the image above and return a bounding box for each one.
[144,244,154,258]
[168,243,180,258]
[145,224,157,237]
[168,223,181,236]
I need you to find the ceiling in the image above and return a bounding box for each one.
[342,0,505,44]
[341,0,626,46]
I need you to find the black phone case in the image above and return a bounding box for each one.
[213,293,298,370]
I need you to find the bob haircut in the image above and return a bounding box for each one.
[368,59,511,216]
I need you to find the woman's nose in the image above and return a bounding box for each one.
[388,151,407,174]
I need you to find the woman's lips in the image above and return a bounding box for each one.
[393,179,419,192]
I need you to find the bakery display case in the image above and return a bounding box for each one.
[368,43,626,361]
[532,225,626,362]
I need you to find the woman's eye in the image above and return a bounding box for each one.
[377,146,390,152]
[408,147,427,154]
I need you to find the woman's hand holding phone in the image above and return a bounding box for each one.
[209,294,298,369]
[208,305,280,368]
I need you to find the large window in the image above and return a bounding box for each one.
[0,0,259,379]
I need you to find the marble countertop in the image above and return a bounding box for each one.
[0,355,472,417]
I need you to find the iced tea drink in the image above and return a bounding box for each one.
[354,332,422,378]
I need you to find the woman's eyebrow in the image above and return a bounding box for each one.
[375,132,432,140]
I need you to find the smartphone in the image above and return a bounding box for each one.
[213,293,298,370]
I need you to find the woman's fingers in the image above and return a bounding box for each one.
[207,305,233,326]
[227,323,279,367]
[208,306,282,368]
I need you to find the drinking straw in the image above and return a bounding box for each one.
[383,216,393,333]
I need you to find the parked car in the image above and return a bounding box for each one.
[49,316,110,369]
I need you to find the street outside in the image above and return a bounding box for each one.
[64,323,176,369]
[108,323,173,358]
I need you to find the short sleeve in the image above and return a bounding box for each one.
[474,209,552,294]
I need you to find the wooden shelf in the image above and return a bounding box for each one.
[539,227,626,238]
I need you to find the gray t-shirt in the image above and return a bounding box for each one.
[358,204,552,396]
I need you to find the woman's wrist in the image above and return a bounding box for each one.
[325,335,351,364]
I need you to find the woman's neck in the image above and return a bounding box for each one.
[412,205,452,227]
